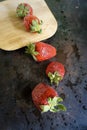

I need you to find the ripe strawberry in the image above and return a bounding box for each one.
[24,15,43,33]
[46,61,65,85]
[25,42,56,62]
[32,83,66,113]
[16,3,33,18]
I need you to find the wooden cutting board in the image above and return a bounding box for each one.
[0,0,58,51]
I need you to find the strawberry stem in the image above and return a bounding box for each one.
[48,71,63,85]
[30,20,42,33]
[16,4,29,18]
[25,43,39,61]
[40,97,66,113]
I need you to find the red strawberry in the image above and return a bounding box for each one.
[25,42,56,62]
[16,3,33,18]
[32,83,66,113]
[24,15,43,33]
[46,61,65,85]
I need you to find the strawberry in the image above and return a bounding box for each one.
[24,15,43,33]
[46,61,65,85]
[25,42,56,62]
[32,83,66,113]
[16,3,33,18]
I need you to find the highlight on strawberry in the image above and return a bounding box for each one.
[16,3,33,18]
[24,15,43,33]
[25,42,56,62]
[32,83,66,113]
[46,61,65,85]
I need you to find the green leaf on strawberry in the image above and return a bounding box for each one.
[48,71,63,85]
[30,20,42,33]
[25,43,39,61]
[40,97,66,113]
[40,105,50,112]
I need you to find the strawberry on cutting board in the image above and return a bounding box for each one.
[25,42,56,62]
[16,3,33,18]
[46,61,65,85]
[32,83,66,113]
[24,15,43,33]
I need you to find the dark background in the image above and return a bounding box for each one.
[0,0,87,130]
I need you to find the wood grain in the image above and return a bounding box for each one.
[0,0,58,51]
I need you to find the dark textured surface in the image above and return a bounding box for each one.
[0,0,87,130]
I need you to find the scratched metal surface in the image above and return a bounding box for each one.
[0,0,87,130]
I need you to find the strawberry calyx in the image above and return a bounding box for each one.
[16,3,30,18]
[40,96,66,113]
[48,71,63,85]
[30,20,43,33]
[25,43,39,61]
